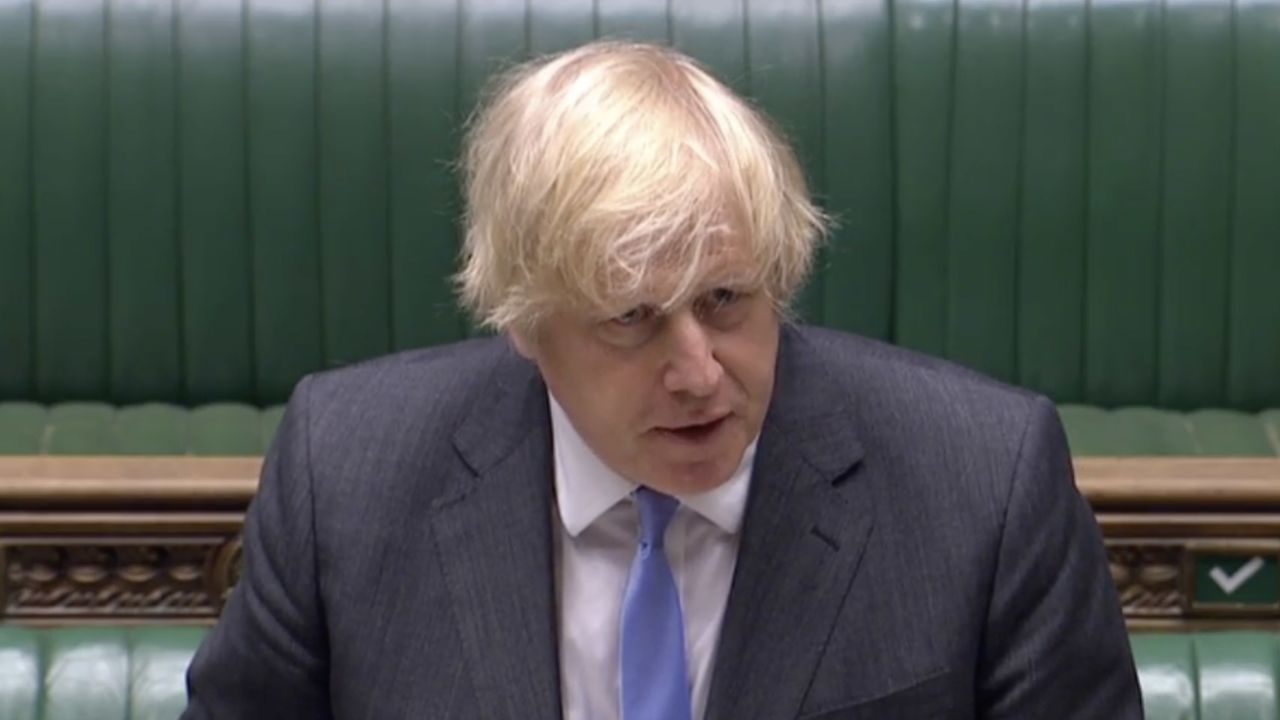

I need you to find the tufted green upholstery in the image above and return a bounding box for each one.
[0,402,1276,457]
[0,627,1274,719]
[1,0,1277,413]
[0,626,204,720]
[1061,407,1280,457]
[0,402,285,455]
[1132,632,1280,720]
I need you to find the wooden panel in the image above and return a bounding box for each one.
[1078,458,1280,509]
[0,457,252,622]
[0,456,1278,628]
[0,457,259,508]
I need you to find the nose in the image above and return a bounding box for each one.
[661,311,724,397]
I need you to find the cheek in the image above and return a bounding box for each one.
[562,361,655,430]
[602,367,657,420]
[720,342,776,400]
[719,307,779,394]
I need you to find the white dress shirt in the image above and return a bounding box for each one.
[549,392,755,720]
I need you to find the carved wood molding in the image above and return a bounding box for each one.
[1077,458,1280,510]
[0,456,1276,626]
[0,457,258,509]
[0,537,243,621]
[0,458,255,623]
[1083,459,1280,629]
[1110,543,1183,617]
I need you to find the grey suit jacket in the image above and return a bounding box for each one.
[183,324,1142,719]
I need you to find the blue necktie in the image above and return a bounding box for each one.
[620,487,692,720]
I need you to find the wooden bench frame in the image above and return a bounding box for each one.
[1,457,1278,629]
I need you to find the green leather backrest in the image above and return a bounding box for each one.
[0,627,1276,719]
[0,402,285,454]
[0,626,204,720]
[2,0,1278,409]
[1059,406,1280,456]
[1132,632,1280,720]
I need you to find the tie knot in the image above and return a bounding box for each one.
[634,487,679,548]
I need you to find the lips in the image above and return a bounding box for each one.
[658,416,728,443]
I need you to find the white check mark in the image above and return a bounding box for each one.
[1209,556,1266,595]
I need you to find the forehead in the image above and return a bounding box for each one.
[603,243,759,311]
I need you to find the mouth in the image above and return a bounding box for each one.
[656,416,729,444]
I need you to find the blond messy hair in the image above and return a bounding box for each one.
[456,40,827,335]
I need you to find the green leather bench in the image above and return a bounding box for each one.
[0,627,1276,719]
[1,403,1278,457]
[0,627,201,720]
[1,0,1278,451]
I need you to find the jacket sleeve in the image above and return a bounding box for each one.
[977,396,1143,718]
[182,376,334,720]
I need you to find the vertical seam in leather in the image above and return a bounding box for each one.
[1012,0,1029,387]
[35,628,47,720]
[817,0,828,216]
[171,0,187,403]
[39,404,51,454]
[241,0,258,402]
[1080,0,1092,403]
[123,629,134,720]
[1153,0,1168,407]
[813,0,827,327]
[381,0,393,351]
[1184,414,1202,455]
[26,0,38,400]
[103,0,114,402]
[454,0,464,178]
[455,0,465,335]
[453,0,466,340]
[1190,633,1203,718]
[1273,635,1280,708]
[941,0,958,360]
[1261,417,1280,456]
[1222,0,1240,406]
[1070,0,1088,404]
[312,0,326,370]
[886,0,900,342]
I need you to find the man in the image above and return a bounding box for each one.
[183,41,1142,719]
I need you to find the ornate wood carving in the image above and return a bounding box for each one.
[211,537,244,604]
[0,458,253,623]
[1108,543,1184,617]
[0,538,242,621]
[0,456,1277,627]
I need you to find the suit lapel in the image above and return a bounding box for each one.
[430,351,562,720]
[705,325,874,720]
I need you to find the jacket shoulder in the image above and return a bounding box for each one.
[290,336,530,458]
[788,325,1059,513]
[793,324,1044,435]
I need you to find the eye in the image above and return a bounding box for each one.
[597,304,660,348]
[709,287,740,306]
[697,288,741,315]
[611,305,655,327]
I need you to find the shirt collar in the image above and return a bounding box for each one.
[549,391,755,537]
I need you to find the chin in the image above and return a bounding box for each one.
[655,459,735,496]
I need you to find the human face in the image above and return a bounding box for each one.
[511,267,780,496]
